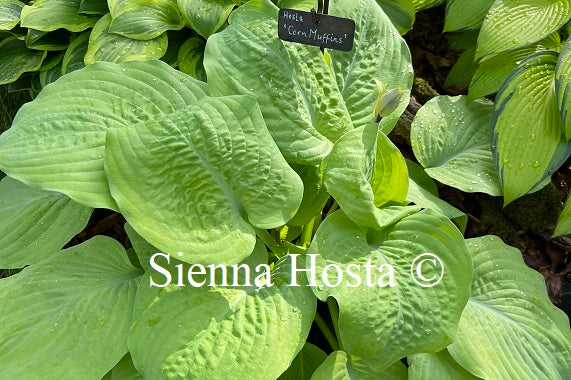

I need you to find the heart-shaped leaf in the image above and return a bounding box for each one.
[20,0,98,32]
[0,0,23,30]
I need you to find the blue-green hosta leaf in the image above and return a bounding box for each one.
[62,31,89,73]
[79,0,108,15]
[0,176,92,268]
[492,51,570,205]
[408,350,478,380]
[20,0,98,32]
[0,60,209,209]
[178,0,235,38]
[128,254,316,379]
[0,236,143,379]
[109,0,184,40]
[178,36,206,80]
[204,0,352,165]
[411,0,444,12]
[448,236,571,379]
[475,0,571,60]
[376,0,415,35]
[444,46,477,87]
[324,124,415,229]
[312,351,407,380]
[444,0,495,32]
[553,194,571,237]
[85,14,168,64]
[0,36,46,84]
[411,95,502,196]
[279,343,327,380]
[468,33,562,101]
[309,209,473,371]
[328,0,413,134]
[556,37,571,140]
[0,0,23,30]
[105,95,303,264]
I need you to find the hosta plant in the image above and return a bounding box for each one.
[0,0,570,379]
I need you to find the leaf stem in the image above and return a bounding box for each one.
[327,297,343,350]
[325,200,339,218]
[301,217,315,248]
[255,228,307,257]
[314,312,340,351]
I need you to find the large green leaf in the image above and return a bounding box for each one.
[0,176,92,268]
[0,0,23,30]
[376,0,415,35]
[20,0,98,32]
[555,36,571,140]
[308,208,473,371]
[85,13,168,64]
[204,0,352,165]
[0,236,142,379]
[105,95,303,265]
[475,0,571,59]
[444,0,495,32]
[311,351,407,380]
[128,254,316,379]
[554,193,571,237]
[324,124,416,229]
[0,60,209,209]
[0,36,46,84]
[444,46,477,87]
[62,31,89,73]
[178,0,235,38]
[411,95,502,196]
[492,51,570,204]
[448,236,571,379]
[328,0,413,134]
[109,0,184,40]
[279,343,327,380]
[408,350,478,380]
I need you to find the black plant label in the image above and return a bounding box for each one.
[278,8,355,52]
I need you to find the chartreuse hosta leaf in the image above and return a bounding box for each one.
[555,37,571,140]
[444,0,495,32]
[85,14,168,64]
[553,194,571,237]
[408,350,478,380]
[62,31,89,73]
[411,95,502,196]
[125,222,158,271]
[288,163,329,226]
[324,124,416,229]
[0,36,46,84]
[0,236,143,378]
[493,51,571,204]
[0,60,209,209]
[411,0,444,12]
[476,0,571,60]
[376,0,415,35]
[312,351,407,380]
[178,0,235,38]
[0,176,92,268]
[20,0,98,32]
[448,236,571,379]
[279,343,327,380]
[106,95,303,265]
[105,354,142,380]
[129,253,316,379]
[328,0,413,134]
[0,0,23,30]
[309,208,472,371]
[468,33,562,101]
[108,0,184,40]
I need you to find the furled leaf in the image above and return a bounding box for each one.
[106,95,303,264]
[475,0,571,59]
[204,0,352,165]
[0,0,24,30]
[0,176,92,268]
[109,0,184,40]
[25,28,70,51]
[328,0,413,133]
[312,351,407,380]
[445,45,477,87]
[178,0,235,38]
[444,0,495,32]
[309,208,473,371]
[411,95,502,196]
[324,124,415,229]
[79,0,108,15]
[411,0,444,11]
[556,36,571,140]
[408,350,478,380]
[0,36,45,84]
[448,236,571,379]
[0,60,209,209]
[178,36,206,80]
[20,0,98,32]
[376,0,416,35]
[0,236,142,379]
[288,163,329,226]
[62,31,89,73]
[492,51,570,204]
[128,254,316,379]
[278,343,327,380]
[85,14,168,64]
[554,194,571,237]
